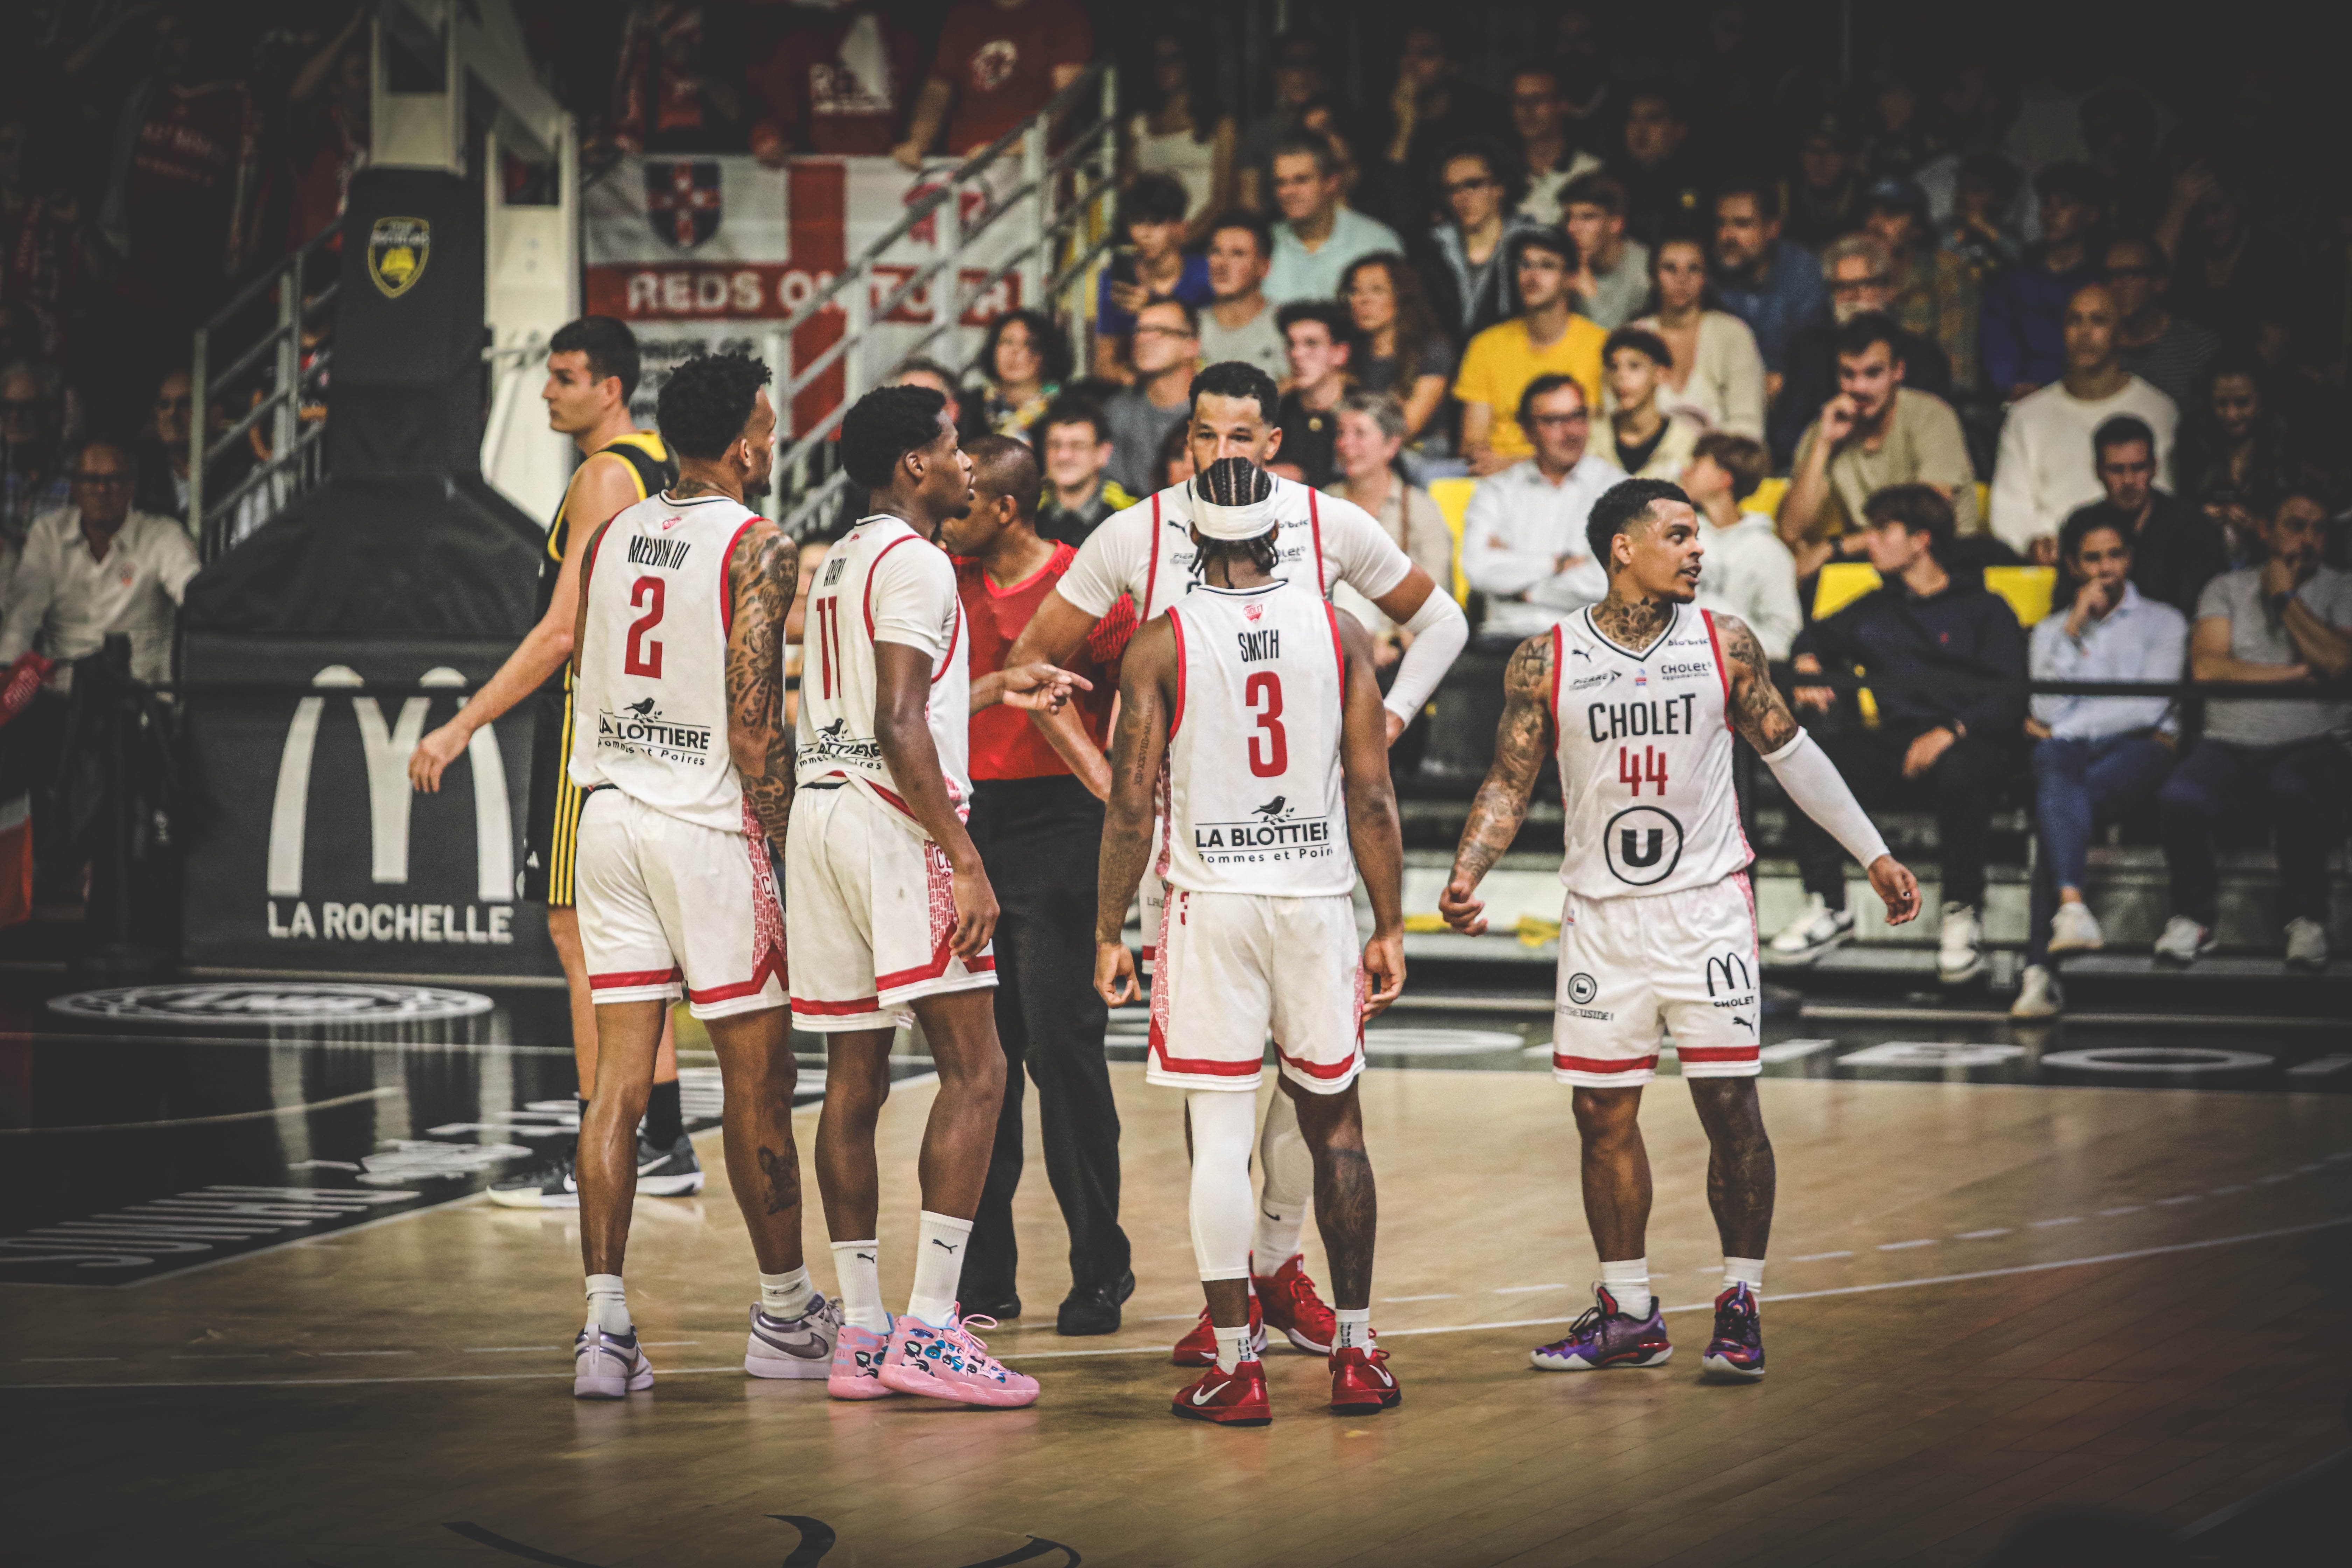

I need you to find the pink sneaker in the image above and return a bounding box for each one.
[828,1316,898,1401]
[877,1309,1039,1408]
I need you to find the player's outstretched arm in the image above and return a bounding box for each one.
[1092,620,1174,1005]
[1366,564,1470,746]
[1715,612,1922,927]
[409,456,638,793]
[724,520,801,845]
[1005,587,1098,672]
[969,661,1091,713]
[1439,631,1555,934]
[1337,613,1407,1016]
[874,640,999,956]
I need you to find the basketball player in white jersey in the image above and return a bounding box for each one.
[789,385,1078,1409]
[561,354,831,1398]
[1011,361,1469,1365]
[1096,457,1408,1426]
[1441,478,1920,1380]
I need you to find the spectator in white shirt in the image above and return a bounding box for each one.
[1264,134,1403,306]
[1679,430,1800,659]
[1989,281,2177,564]
[0,436,199,691]
[1195,212,1291,384]
[2010,511,2188,1018]
[1459,373,1622,644]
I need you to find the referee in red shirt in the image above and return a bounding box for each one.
[941,436,1137,1334]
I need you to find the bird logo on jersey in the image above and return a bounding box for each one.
[625,698,658,716]
[367,217,431,298]
[1252,797,1287,821]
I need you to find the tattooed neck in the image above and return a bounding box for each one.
[1592,591,1674,649]
[671,475,735,502]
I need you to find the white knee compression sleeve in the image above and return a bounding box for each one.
[1253,1090,1312,1266]
[1186,1090,1259,1282]
[1762,729,1889,870]
[1382,589,1469,724]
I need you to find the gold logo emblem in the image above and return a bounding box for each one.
[368,216,431,298]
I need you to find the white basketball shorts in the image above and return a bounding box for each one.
[1146,887,1365,1095]
[784,783,996,1032]
[577,789,787,1021]
[1552,872,1761,1087]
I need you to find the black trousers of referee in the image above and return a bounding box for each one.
[961,774,1132,1302]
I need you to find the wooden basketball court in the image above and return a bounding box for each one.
[11,1047,2348,1565]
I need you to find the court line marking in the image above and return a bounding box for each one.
[9,1215,2344,1389]
[1877,1239,1936,1250]
[0,1088,398,1136]
[1790,1251,1852,1262]
[1381,1294,1459,1302]
[1492,1283,1567,1294]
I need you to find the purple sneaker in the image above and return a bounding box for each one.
[1700,1282,1765,1380]
[1530,1285,1672,1371]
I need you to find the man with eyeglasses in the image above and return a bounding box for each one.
[0,360,70,573]
[1100,299,1199,497]
[1772,233,1952,467]
[1460,373,1623,646]
[0,435,194,690]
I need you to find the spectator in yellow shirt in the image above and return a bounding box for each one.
[1452,226,1606,474]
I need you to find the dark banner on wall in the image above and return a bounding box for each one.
[178,636,555,977]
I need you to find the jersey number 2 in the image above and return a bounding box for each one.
[1245,671,1288,778]
[625,576,666,678]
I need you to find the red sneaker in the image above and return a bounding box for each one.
[1328,1345,1401,1414]
[1172,1358,1271,1426]
[1252,1253,1337,1354]
[1171,1296,1264,1367]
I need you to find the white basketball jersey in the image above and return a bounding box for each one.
[1552,603,1751,899]
[569,492,759,833]
[1162,578,1353,898]
[794,513,971,838]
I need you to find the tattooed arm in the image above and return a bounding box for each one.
[724,520,801,845]
[1092,618,1174,1004]
[1714,611,1922,926]
[1438,631,1556,934]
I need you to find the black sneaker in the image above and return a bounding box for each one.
[961,1288,1022,1321]
[635,1132,704,1197]
[1058,1269,1136,1336]
[489,1145,578,1209]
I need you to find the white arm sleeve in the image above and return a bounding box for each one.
[1762,728,1889,870]
[1382,588,1468,723]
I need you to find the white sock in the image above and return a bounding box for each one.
[1251,1090,1311,1269]
[584,1273,631,1336]
[759,1266,815,1321]
[1213,1323,1253,1374]
[1334,1307,1372,1351]
[906,1211,973,1327]
[1600,1257,1652,1318]
[831,1240,885,1333]
[1723,1256,1766,1297]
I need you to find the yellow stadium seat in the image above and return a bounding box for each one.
[1749,475,1788,517]
[1985,566,2055,627]
[1426,476,1478,604]
[1811,561,1881,619]
[1975,481,1989,520]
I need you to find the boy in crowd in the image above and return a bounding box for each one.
[1680,431,1800,660]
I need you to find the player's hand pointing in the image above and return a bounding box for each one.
[408,721,470,793]
[1867,854,1921,926]
[1094,940,1140,1006]
[948,858,1000,957]
[998,661,1092,712]
[1437,873,1488,935]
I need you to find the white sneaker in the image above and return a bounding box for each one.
[2284,918,2330,971]
[573,1325,654,1399]
[2154,915,2216,967]
[1937,903,1984,985]
[2010,964,2064,1019]
[1769,894,1853,962]
[746,1294,842,1379]
[2047,901,2104,954]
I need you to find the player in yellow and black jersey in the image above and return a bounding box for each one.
[407,317,702,1207]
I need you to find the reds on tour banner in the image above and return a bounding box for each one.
[584,155,1028,434]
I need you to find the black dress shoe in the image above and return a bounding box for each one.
[961,1290,1020,1321]
[1057,1269,1135,1336]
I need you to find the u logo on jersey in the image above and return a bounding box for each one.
[1602,805,1684,887]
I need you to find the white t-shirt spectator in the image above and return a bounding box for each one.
[2194,566,2352,747]
[2028,582,2188,739]
[1458,453,1624,640]
[1693,511,1802,660]
[0,506,200,688]
[1265,206,1403,307]
[1989,375,2177,555]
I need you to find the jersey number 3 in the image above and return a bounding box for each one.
[625,576,666,678]
[1245,671,1287,778]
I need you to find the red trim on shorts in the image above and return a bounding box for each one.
[590,967,682,989]
[1275,1041,1360,1080]
[1553,1052,1658,1074]
[1306,487,1325,593]
[1144,491,1163,618]
[790,993,884,1015]
[1701,609,1736,732]
[719,516,762,637]
[1675,1045,1760,1064]
[863,532,921,638]
[688,948,787,1004]
[1165,606,1189,737]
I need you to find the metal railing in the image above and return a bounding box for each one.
[771,62,1121,538]
[189,222,342,561]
